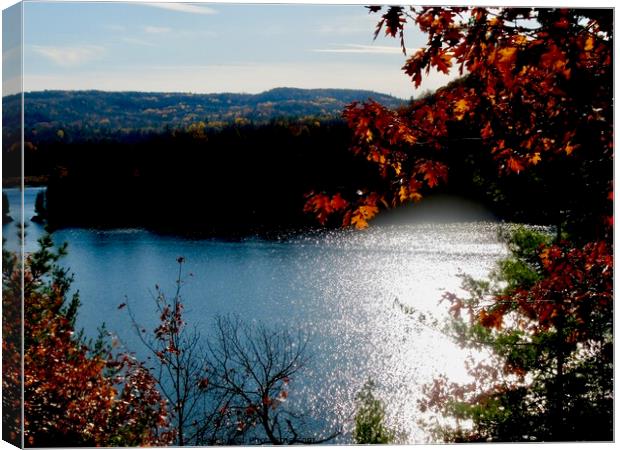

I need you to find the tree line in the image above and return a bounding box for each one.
[1,88,404,144]
[25,114,586,236]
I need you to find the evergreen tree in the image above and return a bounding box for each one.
[418,227,612,441]
[353,380,396,444]
[2,236,174,446]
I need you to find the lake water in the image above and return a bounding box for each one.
[3,187,509,443]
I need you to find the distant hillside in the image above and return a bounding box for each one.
[3,88,405,139]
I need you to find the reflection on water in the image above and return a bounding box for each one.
[3,187,509,442]
[3,187,47,251]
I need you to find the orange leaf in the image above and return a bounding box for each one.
[529,152,541,165]
[351,211,369,229]
[351,204,380,229]
[507,156,524,174]
[431,51,452,74]
[497,46,517,65]
[359,204,379,219]
[416,161,448,188]
[398,186,409,203]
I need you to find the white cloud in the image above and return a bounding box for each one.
[30,45,105,67]
[144,3,218,15]
[314,44,416,55]
[144,25,172,34]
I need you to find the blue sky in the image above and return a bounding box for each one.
[9,1,464,98]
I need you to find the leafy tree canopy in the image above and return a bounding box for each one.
[305,7,612,236]
[419,227,613,441]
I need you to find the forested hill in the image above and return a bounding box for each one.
[4,88,404,137]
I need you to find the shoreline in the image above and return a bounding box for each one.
[3,176,49,188]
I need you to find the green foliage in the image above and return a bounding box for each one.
[494,225,552,291]
[353,380,395,444]
[422,227,613,442]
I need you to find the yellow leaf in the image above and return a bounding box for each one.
[584,36,595,51]
[393,162,402,176]
[358,205,379,219]
[529,152,541,165]
[498,47,517,64]
[350,204,379,229]
[399,186,408,202]
[453,98,469,121]
[402,132,417,145]
[351,212,368,229]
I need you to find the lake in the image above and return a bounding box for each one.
[3,186,510,443]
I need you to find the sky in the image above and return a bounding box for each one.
[3,0,465,98]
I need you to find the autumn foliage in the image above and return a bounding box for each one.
[305,7,612,232]
[2,5,613,445]
[305,5,613,442]
[417,229,613,441]
[2,236,174,447]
